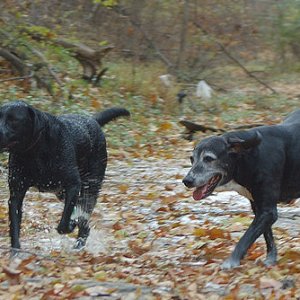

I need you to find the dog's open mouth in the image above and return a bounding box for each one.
[193,174,222,201]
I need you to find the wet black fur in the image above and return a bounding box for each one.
[183,109,300,269]
[0,101,129,251]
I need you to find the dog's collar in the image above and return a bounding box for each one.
[23,130,44,152]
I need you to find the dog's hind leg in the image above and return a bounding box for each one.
[73,178,101,249]
[263,229,277,266]
[73,144,107,249]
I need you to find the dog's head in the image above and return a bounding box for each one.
[183,131,261,200]
[0,101,44,152]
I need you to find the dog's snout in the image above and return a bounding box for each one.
[183,175,194,188]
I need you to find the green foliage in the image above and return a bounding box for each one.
[93,0,118,7]
[25,25,54,38]
[98,40,109,46]
[273,1,300,60]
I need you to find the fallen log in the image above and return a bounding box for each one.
[19,29,114,83]
[179,119,265,140]
[0,47,29,76]
[51,39,113,83]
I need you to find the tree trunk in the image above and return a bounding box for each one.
[176,0,189,70]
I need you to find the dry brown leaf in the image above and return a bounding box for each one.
[112,221,123,231]
[118,184,129,193]
[157,122,173,131]
[193,228,208,237]
[128,240,151,256]
[208,228,229,239]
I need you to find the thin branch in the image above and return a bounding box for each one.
[0,73,34,83]
[193,21,278,94]
[131,19,173,69]
[23,43,63,86]
[0,47,29,76]
[113,6,174,70]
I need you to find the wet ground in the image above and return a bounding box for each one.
[1,157,300,298]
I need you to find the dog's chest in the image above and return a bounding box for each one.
[35,178,63,192]
[23,158,64,192]
[33,170,63,192]
[216,180,253,201]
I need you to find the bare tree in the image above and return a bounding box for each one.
[176,0,189,71]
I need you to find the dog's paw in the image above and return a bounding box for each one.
[10,247,21,258]
[263,256,277,267]
[57,222,75,234]
[221,258,240,270]
[263,249,277,267]
[73,237,87,250]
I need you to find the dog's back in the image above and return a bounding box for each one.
[58,114,104,158]
[282,109,300,125]
[58,107,130,158]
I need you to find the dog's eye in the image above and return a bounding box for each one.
[203,156,215,163]
[190,156,194,164]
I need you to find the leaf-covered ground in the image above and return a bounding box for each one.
[0,135,300,299]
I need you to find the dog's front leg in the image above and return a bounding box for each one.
[251,201,277,266]
[222,204,278,269]
[8,190,27,252]
[57,184,80,234]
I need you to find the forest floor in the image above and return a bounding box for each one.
[0,140,300,299]
[1,53,300,298]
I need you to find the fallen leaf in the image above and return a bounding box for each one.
[157,122,173,131]
[118,184,129,193]
[94,271,107,281]
[2,265,21,285]
[112,221,123,231]
[193,228,208,237]
[260,276,282,290]
[209,228,229,239]
[128,240,151,255]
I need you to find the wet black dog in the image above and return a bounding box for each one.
[183,109,300,269]
[0,101,129,252]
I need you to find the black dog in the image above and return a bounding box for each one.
[183,109,300,269]
[0,101,129,252]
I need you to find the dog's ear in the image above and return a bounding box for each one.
[28,106,44,138]
[227,131,262,153]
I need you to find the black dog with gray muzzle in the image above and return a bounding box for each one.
[183,109,300,269]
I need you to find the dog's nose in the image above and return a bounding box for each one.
[182,176,194,188]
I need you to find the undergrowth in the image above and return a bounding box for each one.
[1,51,300,153]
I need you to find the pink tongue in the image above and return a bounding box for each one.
[193,185,208,201]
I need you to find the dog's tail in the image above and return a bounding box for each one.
[94,107,130,127]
